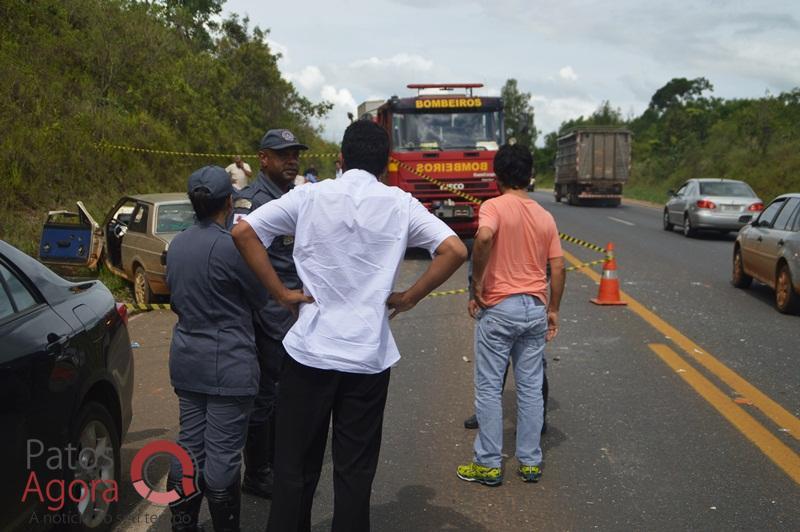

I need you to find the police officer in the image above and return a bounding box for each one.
[166,166,267,532]
[231,129,308,499]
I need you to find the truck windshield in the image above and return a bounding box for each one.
[156,203,195,233]
[699,182,756,197]
[392,111,503,151]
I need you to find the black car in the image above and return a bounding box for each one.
[0,240,133,530]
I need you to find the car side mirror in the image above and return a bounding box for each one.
[667,190,676,197]
[738,214,753,224]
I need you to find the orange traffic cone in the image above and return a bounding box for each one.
[591,242,627,306]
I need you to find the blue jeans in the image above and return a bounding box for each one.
[474,294,547,468]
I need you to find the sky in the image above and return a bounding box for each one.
[221,0,800,145]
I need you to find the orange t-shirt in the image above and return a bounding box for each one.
[477,194,562,307]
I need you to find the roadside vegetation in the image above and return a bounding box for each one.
[0,0,338,255]
[532,78,800,204]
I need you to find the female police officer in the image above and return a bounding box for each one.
[165,166,267,532]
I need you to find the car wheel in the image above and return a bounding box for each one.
[133,265,152,306]
[775,263,799,314]
[731,248,752,289]
[663,210,674,231]
[66,402,121,531]
[683,214,696,238]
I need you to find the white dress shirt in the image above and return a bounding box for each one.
[245,169,455,374]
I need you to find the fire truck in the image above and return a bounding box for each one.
[358,83,504,236]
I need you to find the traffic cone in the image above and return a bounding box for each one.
[591,242,627,306]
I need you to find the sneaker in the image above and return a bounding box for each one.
[456,462,503,487]
[518,464,542,483]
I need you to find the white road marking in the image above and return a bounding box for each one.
[608,216,635,226]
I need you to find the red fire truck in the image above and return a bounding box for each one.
[359,83,504,236]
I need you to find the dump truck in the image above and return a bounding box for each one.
[358,83,503,236]
[554,127,632,206]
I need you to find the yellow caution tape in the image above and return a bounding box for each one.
[95,141,338,159]
[390,158,483,204]
[125,303,171,312]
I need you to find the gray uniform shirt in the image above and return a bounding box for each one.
[232,172,300,340]
[167,220,268,396]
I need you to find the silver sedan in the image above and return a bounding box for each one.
[663,179,763,237]
[733,193,800,314]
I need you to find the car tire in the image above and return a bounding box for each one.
[663,210,674,231]
[775,263,800,314]
[731,247,752,289]
[65,401,121,531]
[133,265,152,306]
[683,214,696,238]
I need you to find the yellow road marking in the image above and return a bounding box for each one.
[649,344,800,484]
[562,249,800,442]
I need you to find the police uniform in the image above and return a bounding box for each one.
[231,129,308,499]
[167,166,268,532]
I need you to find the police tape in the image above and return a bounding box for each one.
[559,234,607,255]
[95,141,339,159]
[126,255,609,312]
[125,303,171,312]
[390,158,484,205]
[423,257,609,300]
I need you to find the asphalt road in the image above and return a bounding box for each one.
[111,193,800,531]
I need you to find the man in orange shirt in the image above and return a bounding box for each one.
[457,144,565,486]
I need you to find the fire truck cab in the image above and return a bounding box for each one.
[359,83,504,236]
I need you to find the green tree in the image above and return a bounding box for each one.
[648,77,713,115]
[501,79,537,148]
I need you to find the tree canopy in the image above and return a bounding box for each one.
[501,79,537,149]
[0,0,337,252]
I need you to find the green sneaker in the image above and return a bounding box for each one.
[518,464,542,483]
[456,462,503,487]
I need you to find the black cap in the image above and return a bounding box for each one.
[187,166,234,200]
[259,129,309,151]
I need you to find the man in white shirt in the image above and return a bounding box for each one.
[232,120,467,531]
[225,155,252,190]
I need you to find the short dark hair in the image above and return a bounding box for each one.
[493,144,533,189]
[341,120,389,177]
[188,188,228,220]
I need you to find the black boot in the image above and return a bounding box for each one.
[463,414,479,429]
[167,474,204,532]
[242,421,274,499]
[206,483,241,532]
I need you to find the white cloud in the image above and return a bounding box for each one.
[286,66,326,91]
[531,95,597,137]
[559,66,578,81]
[349,53,434,71]
[265,38,290,65]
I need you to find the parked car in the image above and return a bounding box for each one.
[103,194,193,305]
[40,194,194,305]
[0,239,133,530]
[663,179,764,237]
[732,193,800,314]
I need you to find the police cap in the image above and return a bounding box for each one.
[188,166,234,199]
[259,129,309,151]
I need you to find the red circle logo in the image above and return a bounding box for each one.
[130,440,197,505]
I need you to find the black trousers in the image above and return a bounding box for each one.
[266,356,391,532]
[247,332,287,465]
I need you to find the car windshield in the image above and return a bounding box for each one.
[699,182,755,197]
[392,111,503,151]
[156,203,194,233]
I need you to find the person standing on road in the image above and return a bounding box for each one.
[230,129,308,501]
[232,120,468,532]
[166,166,268,531]
[226,155,253,190]
[457,144,565,487]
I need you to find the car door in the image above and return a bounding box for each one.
[760,198,800,287]
[668,182,690,224]
[748,198,787,283]
[121,202,151,278]
[0,259,74,529]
